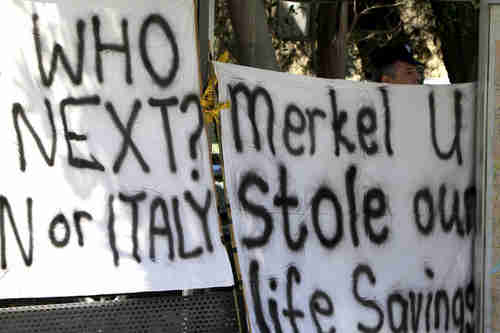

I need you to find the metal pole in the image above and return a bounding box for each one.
[478,2,497,333]
[209,0,216,59]
[248,1,257,66]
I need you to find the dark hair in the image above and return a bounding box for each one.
[371,43,423,82]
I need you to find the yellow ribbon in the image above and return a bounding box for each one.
[201,51,232,125]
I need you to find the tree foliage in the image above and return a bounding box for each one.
[214,0,479,83]
[430,1,479,83]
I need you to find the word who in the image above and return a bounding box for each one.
[19,12,206,181]
[33,13,179,88]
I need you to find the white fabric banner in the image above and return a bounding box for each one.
[0,0,233,299]
[216,62,476,333]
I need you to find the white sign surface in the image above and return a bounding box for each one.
[216,62,476,333]
[0,0,233,298]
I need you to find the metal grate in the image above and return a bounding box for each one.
[0,289,239,333]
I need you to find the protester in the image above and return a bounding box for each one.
[371,43,424,84]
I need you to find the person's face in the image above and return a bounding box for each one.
[382,61,420,84]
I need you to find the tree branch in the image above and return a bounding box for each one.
[355,22,403,42]
[348,1,405,39]
[359,1,405,16]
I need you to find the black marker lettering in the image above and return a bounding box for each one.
[184,190,213,252]
[311,186,343,249]
[229,83,276,155]
[106,99,150,173]
[108,195,119,266]
[180,94,204,181]
[270,278,277,290]
[434,290,450,331]
[60,96,104,171]
[346,165,359,247]
[148,97,179,173]
[452,288,464,333]
[149,197,174,262]
[329,89,355,156]
[464,186,476,235]
[274,165,307,251]
[357,106,378,155]
[413,188,435,236]
[387,293,408,333]
[425,293,433,332]
[0,197,33,269]
[439,184,462,235]
[173,196,202,259]
[466,283,475,333]
[249,260,270,333]
[352,264,384,333]
[425,267,435,279]
[269,278,284,333]
[49,213,71,248]
[409,292,423,333]
[73,210,92,247]
[283,104,306,156]
[180,94,204,160]
[119,192,146,263]
[92,16,132,84]
[363,188,389,244]
[309,290,336,333]
[283,266,304,333]
[238,171,273,249]
[306,108,326,156]
[33,14,85,86]
[428,90,463,165]
[139,14,179,88]
[379,87,394,156]
[465,280,474,313]
[13,100,57,172]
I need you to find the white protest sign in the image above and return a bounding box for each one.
[0,0,233,299]
[216,62,476,333]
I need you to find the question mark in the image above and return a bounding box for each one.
[180,94,204,181]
